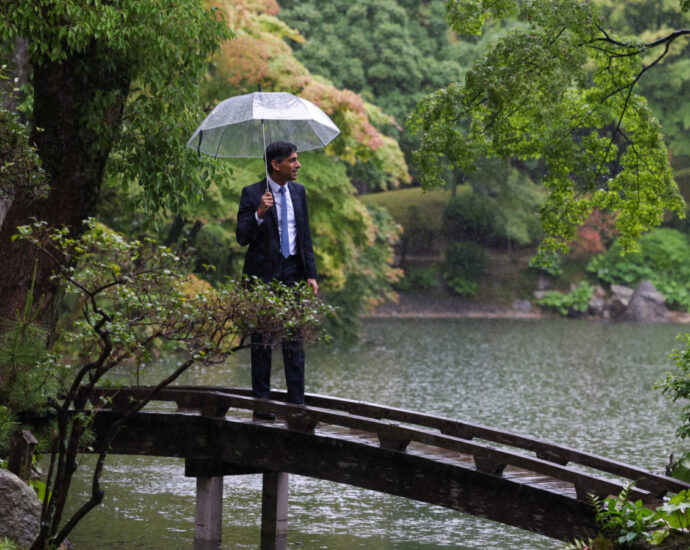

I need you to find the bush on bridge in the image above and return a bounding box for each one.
[0,219,334,550]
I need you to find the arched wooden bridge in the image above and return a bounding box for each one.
[88,386,689,546]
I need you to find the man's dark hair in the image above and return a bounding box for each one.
[266,141,297,174]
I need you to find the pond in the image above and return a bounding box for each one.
[67,318,689,549]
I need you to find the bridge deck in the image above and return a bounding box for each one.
[87,385,689,542]
[240,410,580,500]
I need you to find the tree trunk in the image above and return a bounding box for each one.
[0,50,129,325]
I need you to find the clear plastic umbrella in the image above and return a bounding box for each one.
[186,91,340,184]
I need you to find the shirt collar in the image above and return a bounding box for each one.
[267,175,289,194]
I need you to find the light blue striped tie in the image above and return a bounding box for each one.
[278,186,290,258]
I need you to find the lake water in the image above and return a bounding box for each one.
[66,318,689,549]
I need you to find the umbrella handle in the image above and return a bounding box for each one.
[197,130,203,159]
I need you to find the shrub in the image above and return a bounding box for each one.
[656,332,690,440]
[396,265,441,292]
[537,281,594,316]
[444,242,488,292]
[447,277,479,297]
[443,192,498,244]
[587,228,690,310]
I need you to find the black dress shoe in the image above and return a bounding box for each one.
[252,411,276,420]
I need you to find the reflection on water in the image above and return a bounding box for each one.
[67,318,687,549]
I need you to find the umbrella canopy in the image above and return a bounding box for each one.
[186,91,340,158]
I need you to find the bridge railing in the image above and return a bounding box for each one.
[90,385,689,504]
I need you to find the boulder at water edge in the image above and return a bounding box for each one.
[622,281,669,323]
[0,468,41,548]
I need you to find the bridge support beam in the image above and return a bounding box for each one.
[261,472,289,548]
[194,476,223,545]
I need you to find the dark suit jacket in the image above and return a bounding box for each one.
[236,179,317,282]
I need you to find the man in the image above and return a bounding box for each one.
[236,141,318,419]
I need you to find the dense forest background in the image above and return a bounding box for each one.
[161,0,690,327]
[4,0,690,334]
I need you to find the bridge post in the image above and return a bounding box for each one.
[260,472,289,547]
[194,476,223,545]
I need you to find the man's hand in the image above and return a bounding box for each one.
[307,278,319,296]
[257,190,274,218]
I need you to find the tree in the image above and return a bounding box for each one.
[0,0,231,323]
[277,0,465,125]
[410,0,688,262]
[596,0,690,166]
[4,220,332,550]
[276,0,471,183]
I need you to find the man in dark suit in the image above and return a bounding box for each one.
[236,141,318,417]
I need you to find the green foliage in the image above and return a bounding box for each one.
[0,262,57,455]
[447,276,479,297]
[445,0,518,35]
[0,538,20,550]
[0,267,54,411]
[537,281,594,316]
[444,192,496,244]
[0,406,17,451]
[584,485,690,547]
[463,160,544,246]
[0,85,47,201]
[529,252,563,277]
[410,0,686,262]
[323,203,403,340]
[657,490,690,532]
[592,485,659,546]
[14,220,335,359]
[587,228,690,310]
[2,0,232,214]
[396,265,441,292]
[656,333,690,440]
[670,452,690,483]
[444,242,488,296]
[192,223,235,285]
[278,0,466,124]
[596,0,690,162]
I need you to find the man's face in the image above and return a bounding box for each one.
[271,151,301,182]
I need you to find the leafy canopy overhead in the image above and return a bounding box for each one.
[595,0,690,162]
[2,0,231,214]
[411,0,688,261]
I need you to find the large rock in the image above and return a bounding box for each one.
[611,284,634,303]
[0,468,41,549]
[588,296,606,316]
[604,284,635,320]
[622,281,669,323]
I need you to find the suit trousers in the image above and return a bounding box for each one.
[250,255,306,405]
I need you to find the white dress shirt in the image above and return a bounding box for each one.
[256,176,297,256]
